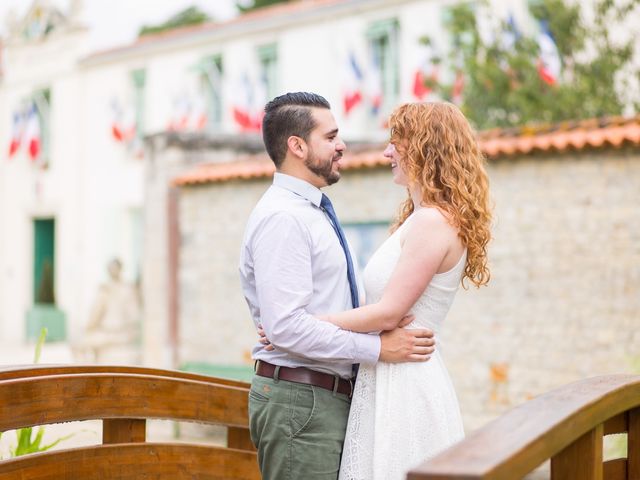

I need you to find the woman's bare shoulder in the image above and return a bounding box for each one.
[410,207,453,230]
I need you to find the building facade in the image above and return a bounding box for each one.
[0,0,638,435]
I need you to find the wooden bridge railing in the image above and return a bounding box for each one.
[408,374,640,480]
[0,365,259,479]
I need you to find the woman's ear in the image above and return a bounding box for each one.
[287,135,306,159]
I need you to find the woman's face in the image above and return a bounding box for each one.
[383,143,409,186]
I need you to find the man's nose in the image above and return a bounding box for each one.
[336,138,346,152]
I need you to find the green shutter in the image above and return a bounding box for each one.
[131,69,146,138]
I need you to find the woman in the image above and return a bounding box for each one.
[262,101,491,479]
[335,102,491,479]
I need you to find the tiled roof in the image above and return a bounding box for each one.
[173,115,640,186]
[172,149,387,186]
[478,115,640,158]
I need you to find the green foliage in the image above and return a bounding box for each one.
[33,327,46,363]
[10,427,74,457]
[236,0,292,14]
[138,6,211,37]
[1,328,75,458]
[427,0,640,129]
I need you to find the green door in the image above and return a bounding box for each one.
[33,219,55,303]
[27,218,66,341]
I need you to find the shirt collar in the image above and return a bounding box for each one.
[273,172,323,207]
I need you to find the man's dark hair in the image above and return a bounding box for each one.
[262,92,331,167]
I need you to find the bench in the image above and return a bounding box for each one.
[0,365,259,479]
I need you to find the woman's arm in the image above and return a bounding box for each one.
[322,209,455,333]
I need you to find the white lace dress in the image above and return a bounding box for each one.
[339,215,466,480]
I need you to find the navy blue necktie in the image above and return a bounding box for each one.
[321,194,359,308]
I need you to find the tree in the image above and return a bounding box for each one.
[236,0,293,14]
[424,0,640,129]
[138,6,211,37]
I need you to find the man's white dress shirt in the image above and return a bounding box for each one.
[239,172,380,379]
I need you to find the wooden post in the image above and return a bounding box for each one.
[103,418,146,444]
[228,426,255,451]
[551,424,603,480]
[629,408,640,480]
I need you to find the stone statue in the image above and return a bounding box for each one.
[77,258,141,364]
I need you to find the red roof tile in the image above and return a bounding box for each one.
[173,115,640,186]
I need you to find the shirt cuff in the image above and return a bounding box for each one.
[354,332,381,364]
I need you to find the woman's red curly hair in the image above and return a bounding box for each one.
[389,102,492,287]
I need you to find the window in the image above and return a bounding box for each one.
[366,19,399,114]
[198,55,224,128]
[257,44,278,101]
[130,68,146,144]
[343,222,390,275]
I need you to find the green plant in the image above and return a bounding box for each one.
[138,6,211,37]
[7,328,74,457]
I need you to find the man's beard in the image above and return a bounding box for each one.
[305,149,341,186]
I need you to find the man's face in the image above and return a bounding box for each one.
[304,108,346,187]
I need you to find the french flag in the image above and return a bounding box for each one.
[451,70,464,105]
[537,20,561,86]
[412,47,439,100]
[232,73,262,132]
[190,98,208,130]
[8,110,24,158]
[167,96,191,132]
[111,99,136,143]
[343,53,363,115]
[23,104,41,162]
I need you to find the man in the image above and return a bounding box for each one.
[239,92,435,480]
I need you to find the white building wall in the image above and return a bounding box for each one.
[1,0,637,362]
[0,27,91,345]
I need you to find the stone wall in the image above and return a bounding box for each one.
[174,148,640,432]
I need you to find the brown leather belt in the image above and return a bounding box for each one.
[255,361,354,398]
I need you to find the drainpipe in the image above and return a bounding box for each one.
[167,185,180,368]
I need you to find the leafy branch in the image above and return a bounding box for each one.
[425,0,640,129]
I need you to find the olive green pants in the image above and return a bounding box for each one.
[248,374,351,480]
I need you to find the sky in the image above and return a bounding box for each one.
[0,0,239,51]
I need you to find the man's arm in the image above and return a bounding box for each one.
[251,211,379,363]
[251,212,434,363]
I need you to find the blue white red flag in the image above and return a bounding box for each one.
[23,103,41,162]
[343,52,363,115]
[537,20,561,85]
[7,109,25,158]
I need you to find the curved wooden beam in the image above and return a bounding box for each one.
[0,372,249,431]
[408,374,640,480]
[0,443,259,479]
[0,364,250,388]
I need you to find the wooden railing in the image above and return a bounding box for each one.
[408,374,640,480]
[0,365,259,479]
